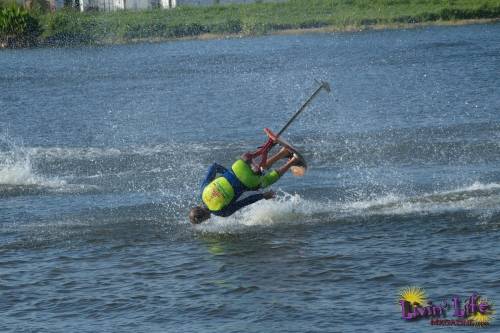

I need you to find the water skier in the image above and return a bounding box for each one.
[189,147,301,224]
[189,81,329,224]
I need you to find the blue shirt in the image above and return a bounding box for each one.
[201,163,264,217]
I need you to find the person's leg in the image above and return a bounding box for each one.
[261,147,292,169]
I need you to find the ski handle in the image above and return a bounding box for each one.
[276,80,331,138]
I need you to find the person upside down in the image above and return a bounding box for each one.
[189,147,300,224]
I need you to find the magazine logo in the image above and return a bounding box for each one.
[398,286,495,327]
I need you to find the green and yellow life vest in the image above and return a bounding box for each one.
[202,176,235,211]
[202,159,281,212]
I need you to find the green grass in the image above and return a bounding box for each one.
[0,5,41,47]
[31,0,500,46]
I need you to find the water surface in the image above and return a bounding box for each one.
[1,23,500,332]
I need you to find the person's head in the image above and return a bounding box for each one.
[189,206,211,224]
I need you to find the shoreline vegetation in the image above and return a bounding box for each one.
[1,0,500,48]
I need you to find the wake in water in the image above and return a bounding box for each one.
[196,182,500,233]
[3,132,499,235]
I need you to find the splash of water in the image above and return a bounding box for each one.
[196,192,310,233]
[196,182,500,233]
[0,136,65,188]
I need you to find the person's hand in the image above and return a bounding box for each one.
[263,190,276,200]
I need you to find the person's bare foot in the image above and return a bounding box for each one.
[289,154,306,176]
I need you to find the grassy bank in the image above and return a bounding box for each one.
[6,0,500,47]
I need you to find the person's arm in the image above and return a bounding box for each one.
[260,169,280,188]
[200,163,227,189]
[216,193,265,217]
[260,155,299,188]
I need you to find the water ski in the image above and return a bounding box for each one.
[264,128,307,177]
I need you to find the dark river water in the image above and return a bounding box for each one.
[1,23,500,332]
